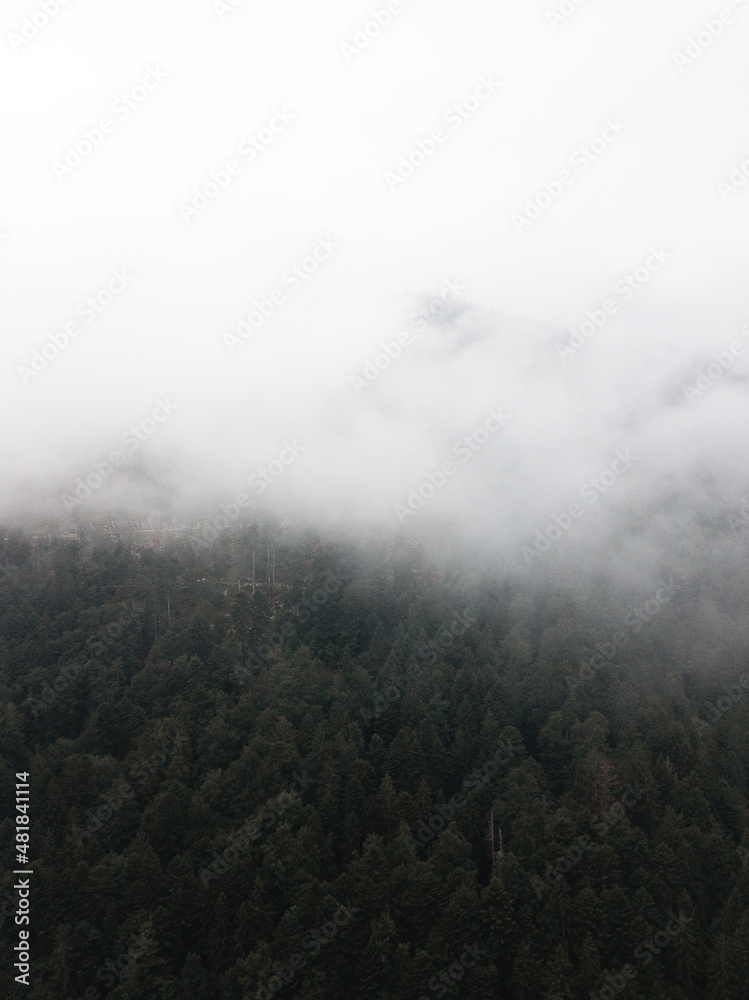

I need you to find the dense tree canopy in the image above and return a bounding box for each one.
[1,522,748,999]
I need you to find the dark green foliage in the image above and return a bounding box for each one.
[0,523,747,998]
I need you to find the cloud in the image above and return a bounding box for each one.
[0,0,747,593]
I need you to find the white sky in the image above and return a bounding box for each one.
[1,0,748,578]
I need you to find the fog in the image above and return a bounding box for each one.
[2,0,749,590]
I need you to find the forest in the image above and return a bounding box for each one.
[1,520,748,999]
